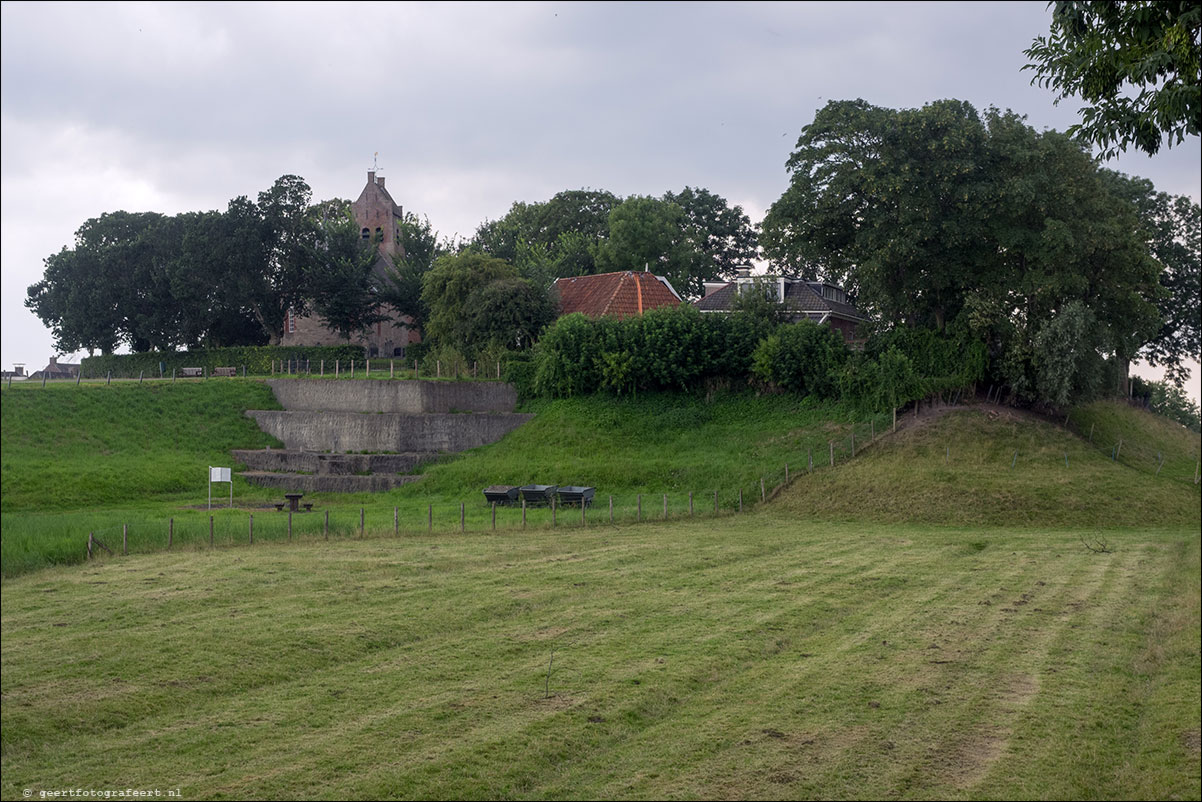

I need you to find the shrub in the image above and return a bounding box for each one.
[751,320,849,398]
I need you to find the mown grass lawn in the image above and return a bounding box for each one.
[2,514,1198,800]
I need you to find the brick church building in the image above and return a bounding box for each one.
[280,168,422,357]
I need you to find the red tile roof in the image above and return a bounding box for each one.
[553,271,682,318]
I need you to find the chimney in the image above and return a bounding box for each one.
[49,356,57,366]
[735,266,752,279]
[368,170,376,184]
[377,176,385,188]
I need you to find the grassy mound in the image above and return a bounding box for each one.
[776,406,1200,528]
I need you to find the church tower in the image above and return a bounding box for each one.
[351,159,406,261]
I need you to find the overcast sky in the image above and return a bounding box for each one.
[2,1,1198,397]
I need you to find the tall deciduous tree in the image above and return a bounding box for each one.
[421,252,520,351]
[305,207,388,340]
[1024,1,1201,157]
[378,212,448,336]
[763,99,1165,405]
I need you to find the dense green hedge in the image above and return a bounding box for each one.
[531,307,773,397]
[528,310,986,411]
[79,345,367,378]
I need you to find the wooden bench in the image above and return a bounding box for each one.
[180,367,204,378]
[212,366,237,377]
[303,503,313,512]
[274,503,285,511]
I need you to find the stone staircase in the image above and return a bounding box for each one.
[235,379,532,492]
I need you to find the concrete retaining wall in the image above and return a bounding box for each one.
[240,472,424,492]
[246,411,534,453]
[266,379,518,414]
[232,449,434,475]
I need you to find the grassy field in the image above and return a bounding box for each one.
[2,516,1198,800]
[2,380,1199,799]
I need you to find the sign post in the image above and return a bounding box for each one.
[209,466,232,510]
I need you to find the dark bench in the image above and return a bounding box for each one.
[180,367,204,378]
[274,503,285,511]
[303,503,313,512]
[212,366,237,377]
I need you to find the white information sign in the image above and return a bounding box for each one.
[208,466,233,509]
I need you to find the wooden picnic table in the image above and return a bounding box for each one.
[284,493,304,512]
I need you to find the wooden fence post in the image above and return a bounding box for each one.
[360,507,365,538]
[714,490,718,514]
[210,515,215,547]
[552,498,557,527]
[893,407,897,433]
[325,510,329,539]
[738,489,743,513]
[609,495,613,524]
[851,431,855,457]
[88,532,93,560]
[461,502,465,532]
[581,499,586,527]
[1116,439,1123,460]
[663,493,668,519]
[390,360,394,378]
[785,463,789,483]
[830,441,834,467]
[123,523,128,555]
[492,502,497,531]
[428,504,433,532]
[394,506,399,537]
[637,494,642,522]
[523,499,527,528]
[689,491,694,516]
[288,511,292,541]
[249,514,254,544]
[760,478,765,502]
[169,518,173,548]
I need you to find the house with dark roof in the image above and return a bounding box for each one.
[27,356,80,381]
[552,270,682,318]
[695,269,868,342]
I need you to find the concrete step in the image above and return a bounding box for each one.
[240,471,424,493]
[245,410,534,453]
[266,378,519,413]
[232,449,436,475]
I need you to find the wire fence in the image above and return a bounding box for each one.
[5,358,512,387]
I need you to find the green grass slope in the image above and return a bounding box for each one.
[1,380,283,512]
[777,406,1200,529]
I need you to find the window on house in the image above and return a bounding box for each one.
[287,310,296,333]
[361,228,370,240]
